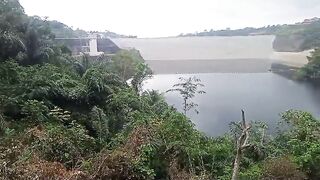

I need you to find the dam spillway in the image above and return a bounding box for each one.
[112,35,308,74]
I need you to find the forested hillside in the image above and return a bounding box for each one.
[180,18,320,52]
[1,0,320,179]
[48,20,135,39]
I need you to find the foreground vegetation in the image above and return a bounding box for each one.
[1,0,320,179]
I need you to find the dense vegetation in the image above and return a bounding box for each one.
[298,48,320,80]
[1,0,320,179]
[48,20,136,39]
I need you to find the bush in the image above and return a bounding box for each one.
[89,150,150,180]
[261,156,306,180]
[1,155,88,180]
[29,123,96,168]
[21,100,49,123]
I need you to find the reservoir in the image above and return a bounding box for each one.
[112,35,319,136]
[144,73,320,136]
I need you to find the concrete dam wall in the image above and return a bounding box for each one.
[112,35,308,74]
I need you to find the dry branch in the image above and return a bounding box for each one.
[231,110,252,180]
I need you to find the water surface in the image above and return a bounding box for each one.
[144,73,320,136]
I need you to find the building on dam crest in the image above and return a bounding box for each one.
[54,33,120,57]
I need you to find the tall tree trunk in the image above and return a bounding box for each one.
[231,110,251,180]
[183,98,187,116]
[232,148,242,180]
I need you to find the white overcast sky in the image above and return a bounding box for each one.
[19,0,320,38]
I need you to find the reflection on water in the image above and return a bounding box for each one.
[144,73,320,136]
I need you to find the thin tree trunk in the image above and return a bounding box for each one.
[232,148,242,180]
[231,110,251,180]
[183,98,187,116]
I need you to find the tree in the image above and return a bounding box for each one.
[20,16,56,65]
[231,110,252,180]
[166,76,205,115]
[131,63,152,93]
[278,110,320,179]
[0,0,60,65]
[298,48,320,80]
[107,49,152,93]
[0,0,26,61]
[109,49,146,81]
[90,106,109,145]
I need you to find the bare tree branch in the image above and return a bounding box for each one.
[232,110,251,180]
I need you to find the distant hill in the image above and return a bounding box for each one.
[48,20,136,39]
[179,17,320,52]
[273,18,320,52]
[179,26,280,37]
[48,20,88,38]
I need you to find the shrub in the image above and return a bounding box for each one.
[29,123,96,168]
[21,100,49,123]
[261,156,307,180]
[1,155,88,180]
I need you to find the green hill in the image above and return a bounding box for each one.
[180,18,320,52]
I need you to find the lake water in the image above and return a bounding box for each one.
[144,73,320,136]
[112,36,319,136]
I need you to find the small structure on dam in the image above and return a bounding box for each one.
[55,33,120,56]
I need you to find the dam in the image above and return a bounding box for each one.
[112,35,309,74]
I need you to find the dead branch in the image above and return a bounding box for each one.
[231,110,252,180]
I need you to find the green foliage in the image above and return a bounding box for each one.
[109,49,151,82]
[48,20,88,38]
[131,62,153,92]
[31,123,96,168]
[239,164,262,180]
[167,76,205,115]
[277,110,320,178]
[83,66,125,106]
[104,88,145,134]
[0,0,70,65]
[0,0,26,60]
[261,156,306,180]
[89,106,109,145]
[298,48,320,80]
[21,100,49,122]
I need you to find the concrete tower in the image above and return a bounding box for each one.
[88,33,103,56]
